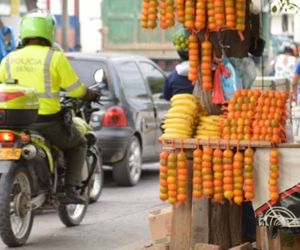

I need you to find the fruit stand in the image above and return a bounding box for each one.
[139,0,300,249]
[157,88,300,249]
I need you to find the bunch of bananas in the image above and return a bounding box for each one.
[161,94,203,139]
[195,116,223,140]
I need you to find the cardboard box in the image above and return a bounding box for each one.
[135,243,169,250]
[148,206,172,248]
[228,242,253,250]
[194,243,221,250]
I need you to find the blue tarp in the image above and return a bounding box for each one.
[0,26,15,61]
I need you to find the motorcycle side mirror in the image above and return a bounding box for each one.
[94,69,104,84]
[93,69,108,90]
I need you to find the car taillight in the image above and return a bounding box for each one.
[0,132,15,142]
[103,106,127,127]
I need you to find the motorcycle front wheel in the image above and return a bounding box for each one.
[88,148,103,203]
[58,161,89,227]
[0,164,34,247]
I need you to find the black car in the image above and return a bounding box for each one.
[67,52,170,186]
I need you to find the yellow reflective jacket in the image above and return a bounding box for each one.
[0,45,87,115]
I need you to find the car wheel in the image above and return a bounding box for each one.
[112,136,142,186]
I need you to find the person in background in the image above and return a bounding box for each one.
[0,18,15,61]
[273,46,297,80]
[163,29,193,101]
[292,59,300,104]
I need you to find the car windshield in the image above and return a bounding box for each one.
[69,59,106,87]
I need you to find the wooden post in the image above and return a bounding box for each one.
[191,198,210,247]
[170,151,193,250]
[228,203,243,246]
[210,202,231,250]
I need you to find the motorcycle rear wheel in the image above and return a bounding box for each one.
[0,164,34,247]
[58,161,89,227]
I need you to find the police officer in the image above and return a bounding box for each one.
[0,10,99,204]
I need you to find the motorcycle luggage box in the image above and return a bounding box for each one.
[0,84,39,126]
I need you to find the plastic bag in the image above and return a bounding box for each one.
[221,58,241,101]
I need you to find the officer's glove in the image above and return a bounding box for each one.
[81,88,101,103]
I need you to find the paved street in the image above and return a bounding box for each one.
[0,163,168,250]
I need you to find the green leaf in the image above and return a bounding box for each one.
[272,5,278,12]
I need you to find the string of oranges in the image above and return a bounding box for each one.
[160,144,282,206]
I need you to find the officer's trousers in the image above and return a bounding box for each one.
[31,120,87,187]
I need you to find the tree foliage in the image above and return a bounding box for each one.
[270,0,300,13]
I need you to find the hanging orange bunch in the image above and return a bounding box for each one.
[141,0,150,29]
[212,147,223,203]
[252,90,289,144]
[188,33,199,82]
[233,149,244,205]
[184,0,195,29]
[195,0,206,31]
[201,39,213,91]
[175,0,185,24]
[159,0,168,29]
[167,152,177,204]
[166,0,175,28]
[223,147,234,201]
[207,0,216,30]
[214,0,225,30]
[236,0,246,32]
[159,150,169,201]
[225,0,236,29]
[202,145,214,197]
[177,149,188,203]
[244,147,255,201]
[269,149,280,202]
[193,146,203,199]
[148,0,159,29]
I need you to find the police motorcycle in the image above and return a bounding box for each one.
[0,75,103,247]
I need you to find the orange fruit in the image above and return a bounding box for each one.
[270,192,279,201]
[224,190,234,200]
[193,190,202,198]
[203,146,213,155]
[224,149,233,158]
[269,185,278,192]
[270,172,279,179]
[269,156,278,164]
[233,196,243,205]
[245,192,254,200]
[244,148,254,157]
[177,194,187,202]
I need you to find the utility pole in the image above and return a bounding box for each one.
[62,0,69,51]
[25,0,37,10]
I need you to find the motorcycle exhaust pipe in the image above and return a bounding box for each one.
[21,144,37,160]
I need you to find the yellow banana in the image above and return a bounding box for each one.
[197,130,221,136]
[209,115,224,121]
[162,123,193,132]
[197,124,220,131]
[168,106,195,116]
[170,94,198,103]
[164,113,194,121]
[164,128,192,135]
[171,99,197,110]
[163,118,193,126]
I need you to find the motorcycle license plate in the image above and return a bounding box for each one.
[0,148,21,160]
